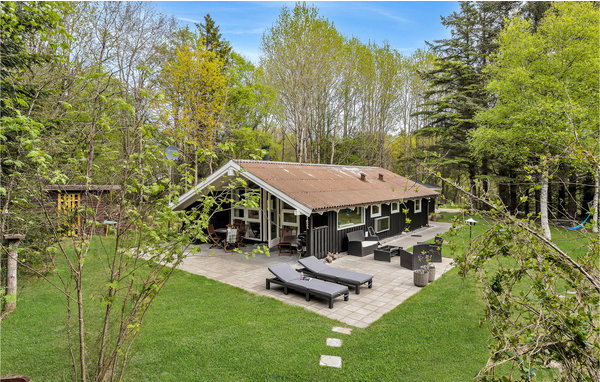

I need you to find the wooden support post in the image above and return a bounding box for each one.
[2,234,25,318]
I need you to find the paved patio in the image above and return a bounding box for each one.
[177,222,453,328]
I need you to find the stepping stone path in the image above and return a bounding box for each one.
[320,326,352,369]
[320,355,342,368]
[332,326,352,335]
[326,338,343,347]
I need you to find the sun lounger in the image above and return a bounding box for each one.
[266,263,349,308]
[297,256,373,294]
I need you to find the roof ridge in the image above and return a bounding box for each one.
[234,159,383,169]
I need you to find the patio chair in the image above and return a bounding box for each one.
[233,218,244,228]
[278,227,293,256]
[414,241,442,263]
[223,227,238,253]
[399,247,427,270]
[266,263,349,309]
[297,256,373,294]
[236,223,247,247]
[346,230,378,257]
[207,224,223,249]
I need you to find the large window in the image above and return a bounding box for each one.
[370,204,382,218]
[414,199,422,213]
[232,188,261,240]
[390,202,400,214]
[337,207,364,230]
[281,201,299,232]
[374,216,389,233]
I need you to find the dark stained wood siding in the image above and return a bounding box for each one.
[307,198,431,256]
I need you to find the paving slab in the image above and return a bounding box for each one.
[332,326,353,335]
[320,355,342,368]
[176,222,453,328]
[326,338,343,347]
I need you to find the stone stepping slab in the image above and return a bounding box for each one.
[320,355,342,368]
[326,338,343,347]
[332,326,352,335]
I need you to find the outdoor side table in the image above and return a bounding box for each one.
[374,245,399,262]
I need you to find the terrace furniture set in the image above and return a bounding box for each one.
[208,222,248,251]
[265,229,444,308]
[266,256,373,308]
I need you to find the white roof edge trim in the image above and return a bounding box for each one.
[170,160,240,211]
[236,168,312,216]
[170,160,313,216]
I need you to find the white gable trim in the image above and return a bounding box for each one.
[170,160,312,216]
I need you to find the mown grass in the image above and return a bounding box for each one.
[1,219,588,381]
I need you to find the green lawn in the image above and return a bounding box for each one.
[1,220,587,381]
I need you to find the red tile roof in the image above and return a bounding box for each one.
[236,160,438,211]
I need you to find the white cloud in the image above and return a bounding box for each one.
[361,6,411,24]
[177,17,201,24]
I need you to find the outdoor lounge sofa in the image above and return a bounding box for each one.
[399,247,428,270]
[413,240,442,263]
[297,256,373,294]
[266,263,349,308]
[346,230,379,257]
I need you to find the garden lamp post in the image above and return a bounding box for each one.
[466,218,477,246]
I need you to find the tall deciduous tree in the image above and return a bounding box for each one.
[261,3,343,163]
[159,43,227,182]
[474,2,600,239]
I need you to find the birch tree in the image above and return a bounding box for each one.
[261,3,343,163]
[474,2,599,239]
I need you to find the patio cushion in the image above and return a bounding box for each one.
[346,230,365,242]
[298,256,373,286]
[268,263,301,283]
[361,240,378,247]
[297,256,329,273]
[323,269,372,284]
[288,278,348,297]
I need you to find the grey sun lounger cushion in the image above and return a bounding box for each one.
[268,263,301,283]
[266,263,349,308]
[287,278,348,297]
[298,256,373,294]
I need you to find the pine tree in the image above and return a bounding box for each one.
[195,13,232,67]
[414,1,551,196]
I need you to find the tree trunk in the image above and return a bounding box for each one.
[540,164,551,240]
[593,165,599,233]
[567,172,577,218]
[194,148,198,185]
[77,271,87,382]
[3,238,21,317]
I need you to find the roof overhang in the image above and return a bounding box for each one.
[170,160,313,216]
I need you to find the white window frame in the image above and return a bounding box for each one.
[370,204,382,218]
[390,201,400,214]
[374,216,390,233]
[231,188,261,224]
[280,203,299,232]
[337,207,365,230]
[414,199,422,213]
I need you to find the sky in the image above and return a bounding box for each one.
[154,1,459,63]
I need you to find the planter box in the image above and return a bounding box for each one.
[413,269,429,287]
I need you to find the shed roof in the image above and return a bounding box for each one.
[172,160,438,214]
[46,185,121,191]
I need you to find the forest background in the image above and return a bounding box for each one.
[1,1,598,381]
